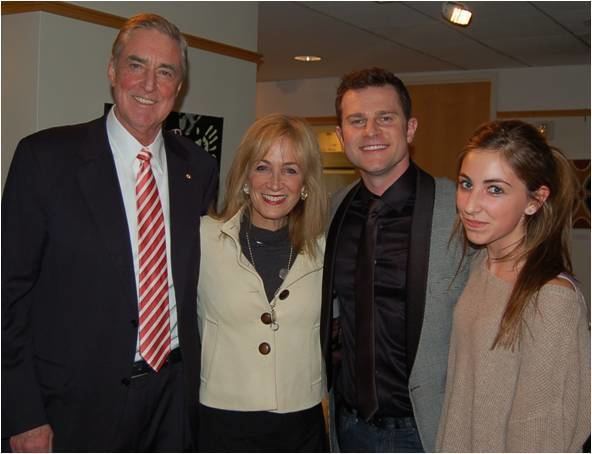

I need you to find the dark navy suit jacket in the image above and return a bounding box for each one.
[1,115,218,450]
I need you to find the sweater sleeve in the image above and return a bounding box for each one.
[506,286,591,452]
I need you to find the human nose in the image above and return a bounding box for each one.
[268,169,282,190]
[462,189,481,214]
[364,118,379,137]
[142,69,156,92]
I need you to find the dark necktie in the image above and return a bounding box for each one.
[354,197,383,420]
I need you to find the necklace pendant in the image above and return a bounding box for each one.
[279,268,289,280]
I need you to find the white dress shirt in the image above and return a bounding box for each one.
[106,106,179,361]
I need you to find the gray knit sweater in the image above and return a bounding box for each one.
[436,252,590,452]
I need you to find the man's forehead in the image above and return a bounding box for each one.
[341,86,401,110]
[345,110,396,118]
[121,29,181,59]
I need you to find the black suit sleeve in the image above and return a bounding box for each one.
[2,138,50,437]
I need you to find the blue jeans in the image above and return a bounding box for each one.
[336,405,424,453]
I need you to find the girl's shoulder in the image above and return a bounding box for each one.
[541,273,580,297]
[535,274,588,324]
[545,276,576,290]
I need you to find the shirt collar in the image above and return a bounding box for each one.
[106,105,165,172]
[359,163,417,213]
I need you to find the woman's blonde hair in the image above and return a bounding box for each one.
[215,114,328,258]
[454,120,577,350]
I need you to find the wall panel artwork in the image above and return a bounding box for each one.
[105,104,224,173]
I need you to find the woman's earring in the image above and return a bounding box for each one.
[243,183,250,195]
[300,187,308,201]
[525,206,536,215]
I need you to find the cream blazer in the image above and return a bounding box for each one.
[197,211,326,413]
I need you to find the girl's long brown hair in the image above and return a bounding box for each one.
[455,120,577,349]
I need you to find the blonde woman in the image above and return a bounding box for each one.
[197,114,328,451]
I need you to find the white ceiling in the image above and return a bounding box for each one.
[256,1,591,82]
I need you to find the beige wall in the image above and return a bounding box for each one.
[256,65,590,117]
[1,13,40,186]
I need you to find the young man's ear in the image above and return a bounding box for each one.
[336,125,344,149]
[406,117,418,144]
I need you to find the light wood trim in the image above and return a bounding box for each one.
[2,1,263,64]
[305,116,338,126]
[497,109,590,118]
[308,111,590,124]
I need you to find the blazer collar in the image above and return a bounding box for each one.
[77,116,195,312]
[163,131,195,309]
[77,116,137,311]
[221,208,324,282]
[405,165,435,372]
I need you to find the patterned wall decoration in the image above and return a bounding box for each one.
[105,104,223,173]
[571,159,590,229]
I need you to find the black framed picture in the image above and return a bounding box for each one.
[105,103,224,172]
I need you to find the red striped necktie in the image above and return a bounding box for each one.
[136,147,171,371]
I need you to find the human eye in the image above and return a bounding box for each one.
[457,178,472,190]
[129,61,143,71]
[254,163,269,172]
[158,68,175,79]
[377,114,394,125]
[487,185,504,195]
[283,166,300,176]
[348,117,366,128]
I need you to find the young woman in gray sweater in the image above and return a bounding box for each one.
[437,120,590,452]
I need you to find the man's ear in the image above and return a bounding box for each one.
[336,125,344,149]
[406,117,418,143]
[107,59,116,86]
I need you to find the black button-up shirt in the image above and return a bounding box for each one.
[334,164,417,417]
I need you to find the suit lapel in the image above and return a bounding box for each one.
[77,117,137,309]
[164,133,194,313]
[405,167,435,372]
[321,182,361,384]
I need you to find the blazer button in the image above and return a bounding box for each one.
[279,289,290,300]
[258,342,271,355]
[130,319,138,328]
[260,313,272,325]
[121,377,131,386]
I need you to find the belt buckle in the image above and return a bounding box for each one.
[131,370,149,379]
[130,361,151,379]
[370,415,383,428]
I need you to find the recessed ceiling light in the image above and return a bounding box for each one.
[442,2,472,26]
[294,55,322,62]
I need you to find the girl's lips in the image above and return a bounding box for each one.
[462,218,487,229]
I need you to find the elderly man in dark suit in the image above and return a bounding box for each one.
[2,13,217,452]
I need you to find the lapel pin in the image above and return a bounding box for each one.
[185,173,192,180]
